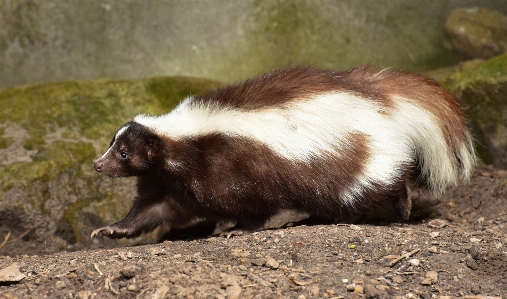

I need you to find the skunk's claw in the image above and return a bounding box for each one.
[90,226,131,239]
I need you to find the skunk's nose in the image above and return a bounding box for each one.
[94,160,103,172]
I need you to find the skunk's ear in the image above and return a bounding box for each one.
[146,136,161,160]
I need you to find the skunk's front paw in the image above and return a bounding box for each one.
[219,229,248,239]
[90,225,133,239]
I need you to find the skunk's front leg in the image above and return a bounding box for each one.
[91,196,170,239]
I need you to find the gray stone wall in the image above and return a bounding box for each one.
[1,0,506,89]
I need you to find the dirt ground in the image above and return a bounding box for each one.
[0,165,506,299]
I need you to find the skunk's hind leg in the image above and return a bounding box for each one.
[393,184,412,221]
[218,218,267,238]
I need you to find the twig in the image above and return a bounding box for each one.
[105,277,119,295]
[7,229,31,244]
[55,269,78,278]
[395,271,419,275]
[136,288,148,299]
[388,248,421,267]
[94,263,104,276]
[0,231,11,249]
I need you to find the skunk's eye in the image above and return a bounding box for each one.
[119,152,128,160]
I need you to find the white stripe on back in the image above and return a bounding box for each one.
[134,92,460,203]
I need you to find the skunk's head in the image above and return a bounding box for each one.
[94,121,163,177]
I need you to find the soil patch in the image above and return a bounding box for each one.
[0,166,506,298]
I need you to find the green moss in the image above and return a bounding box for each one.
[1,160,53,189]
[45,141,96,167]
[144,76,223,114]
[0,141,96,189]
[0,127,13,149]
[0,76,221,143]
[23,136,44,150]
[446,54,507,129]
[0,137,12,149]
[91,193,131,221]
[444,55,507,93]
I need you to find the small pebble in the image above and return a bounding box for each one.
[466,256,479,270]
[309,284,320,297]
[494,170,507,178]
[238,265,247,271]
[408,259,420,267]
[76,290,92,299]
[391,275,404,284]
[226,281,242,299]
[150,247,165,256]
[426,270,438,281]
[446,213,459,222]
[421,270,438,285]
[354,285,363,293]
[470,285,481,294]
[363,284,380,299]
[55,280,66,289]
[428,246,438,253]
[265,257,279,269]
[153,285,170,299]
[0,264,25,282]
[121,265,142,278]
[427,219,448,229]
[127,284,138,291]
[430,232,440,238]
[346,283,356,291]
[420,278,432,285]
[250,258,266,267]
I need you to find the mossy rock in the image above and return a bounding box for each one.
[446,7,507,60]
[427,53,507,167]
[0,76,222,245]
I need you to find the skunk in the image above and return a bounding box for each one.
[91,66,475,239]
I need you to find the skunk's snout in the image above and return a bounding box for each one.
[94,160,104,172]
